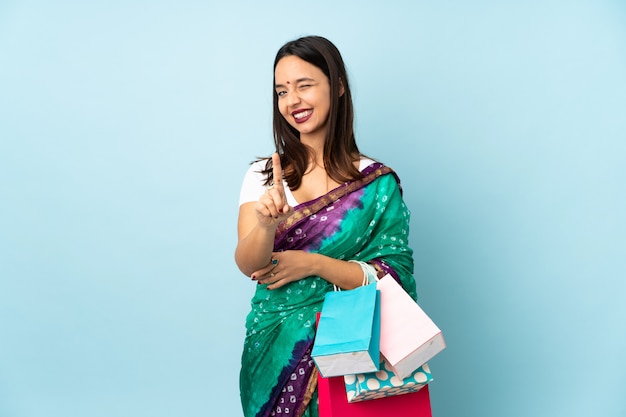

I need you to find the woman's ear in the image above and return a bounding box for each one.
[339,78,345,97]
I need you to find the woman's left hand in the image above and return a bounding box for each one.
[251,250,315,290]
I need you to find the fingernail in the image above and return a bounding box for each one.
[251,274,256,280]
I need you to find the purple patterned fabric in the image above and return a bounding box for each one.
[274,189,365,252]
[269,345,316,416]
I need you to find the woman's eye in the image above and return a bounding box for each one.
[277,90,287,97]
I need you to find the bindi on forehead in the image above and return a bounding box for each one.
[275,77,315,89]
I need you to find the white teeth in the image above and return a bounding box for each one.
[294,110,311,119]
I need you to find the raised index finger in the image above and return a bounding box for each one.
[272,152,285,192]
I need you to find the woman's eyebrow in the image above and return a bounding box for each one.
[275,77,316,88]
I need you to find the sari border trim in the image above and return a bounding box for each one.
[276,163,396,237]
[295,367,318,417]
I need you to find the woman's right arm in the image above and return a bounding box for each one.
[235,153,292,276]
[235,202,280,276]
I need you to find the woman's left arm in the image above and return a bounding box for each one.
[253,251,366,291]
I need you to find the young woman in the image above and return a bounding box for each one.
[236,35,417,417]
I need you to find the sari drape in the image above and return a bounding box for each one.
[240,163,416,417]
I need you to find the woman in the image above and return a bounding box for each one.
[236,36,417,417]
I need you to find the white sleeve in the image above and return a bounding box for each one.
[238,160,268,206]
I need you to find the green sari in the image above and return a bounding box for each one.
[240,163,416,417]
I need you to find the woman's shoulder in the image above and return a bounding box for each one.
[247,158,270,172]
[358,156,404,189]
[239,158,271,206]
[242,158,273,182]
[358,155,395,176]
[358,156,377,171]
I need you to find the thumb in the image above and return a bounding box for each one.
[280,204,293,216]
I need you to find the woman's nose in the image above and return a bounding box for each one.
[286,91,301,106]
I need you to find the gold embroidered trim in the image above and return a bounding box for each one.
[295,367,318,417]
[276,166,394,236]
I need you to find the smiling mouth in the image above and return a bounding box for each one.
[292,109,313,123]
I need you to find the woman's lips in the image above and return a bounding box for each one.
[292,109,313,124]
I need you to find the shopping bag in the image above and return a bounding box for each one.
[312,283,381,377]
[377,274,446,380]
[318,371,432,417]
[344,360,432,403]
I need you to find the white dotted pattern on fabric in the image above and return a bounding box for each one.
[344,362,432,403]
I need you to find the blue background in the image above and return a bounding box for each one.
[1,1,625,416]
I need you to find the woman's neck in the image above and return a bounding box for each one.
[300,130,326,153]
[300,137,326,170]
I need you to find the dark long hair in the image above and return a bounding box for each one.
[263,36,362,189]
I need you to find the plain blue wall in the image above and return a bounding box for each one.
[1,1,625,416]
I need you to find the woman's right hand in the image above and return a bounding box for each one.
[255,152,293,227]
[235,153,294,276]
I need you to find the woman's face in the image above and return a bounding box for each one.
[274,55,332,143]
